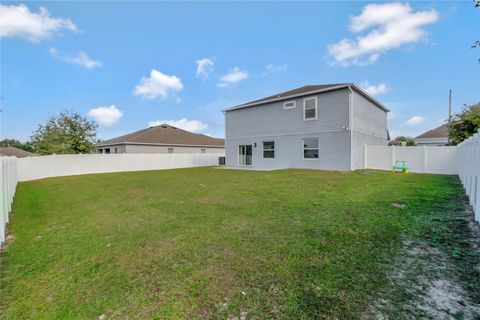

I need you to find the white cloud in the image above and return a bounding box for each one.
[217,67,248,87]
[49,47,102,69]
[406,115,424,125]
[360,82,390,96]
[262,64,288,76]
[133,69,184,100]
[327,3,439,66]
[87,105,123,127]
[0,4,77,42]
[195,58,214,80]
[148,118,208,132]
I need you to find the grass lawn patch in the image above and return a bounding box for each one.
[1,167,478,319]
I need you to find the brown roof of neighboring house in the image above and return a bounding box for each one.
[224,83,390,112]
[0,146,33,158]
[96,124,225,147]
[415,124,449,139]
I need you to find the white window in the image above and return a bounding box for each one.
[284,101,296,109]
[303,138,319,159]
[263,141,275,158]
[200,148,206,154]
[303,97,317,121]
[168,147,174,154]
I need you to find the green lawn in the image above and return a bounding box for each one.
[0,167,476,319]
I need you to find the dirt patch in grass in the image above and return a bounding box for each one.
[365,191,480,319]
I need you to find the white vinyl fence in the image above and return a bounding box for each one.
[17,153,223,182]
[1,157,18,246]
[457,132,480,222]
[364,145,458,175]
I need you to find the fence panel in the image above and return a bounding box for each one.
[17,153,224,182]
[1,157,18,247]
[457,132,480,223]
[365,146,457,175]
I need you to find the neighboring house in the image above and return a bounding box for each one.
[96,124,225,154]
[415,124,449,146]
[223,83,389,171]
[0,146,33,158]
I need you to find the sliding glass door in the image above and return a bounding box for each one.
[239,145,252,166]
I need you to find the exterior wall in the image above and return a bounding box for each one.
[415,137,448,146]
[125,144,224,154]
[226,88,350,139]
[225,87,388,171]
[97,144,224,154]
[351,90,387,139]
[225,131,351,171]
[97,145,126,154]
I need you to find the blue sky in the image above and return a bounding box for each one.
[1,1,479,141]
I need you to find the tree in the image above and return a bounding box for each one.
[30,110,98,155]
[448,103,480,145]
[0,139,34,152]
[393,136,415,146]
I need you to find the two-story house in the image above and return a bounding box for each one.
[223,83,389,171]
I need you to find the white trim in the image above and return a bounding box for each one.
[303,96,318,121]
[302,138,319,160]
[283,100,296,109]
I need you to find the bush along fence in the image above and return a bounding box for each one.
[1,157,18,247]
[457,132,480,223]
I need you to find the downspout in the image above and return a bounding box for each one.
[348,86,354,171]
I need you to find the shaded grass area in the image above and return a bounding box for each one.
[0,167,474,319]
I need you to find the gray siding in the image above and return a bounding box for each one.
[352,90,387,139]
[97,144,224,154]
[226,88,350,139]
[125,144,224,154]
[226,132,351,171]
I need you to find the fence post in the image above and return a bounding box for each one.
[363,144,367,169]
[391,145,395,167]
[422,146,427,173]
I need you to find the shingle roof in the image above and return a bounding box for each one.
[415,124,449,139]
[224,83,389,112]
[0,146,33,158]
[97,124,225,147]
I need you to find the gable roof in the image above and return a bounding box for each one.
[96,124,225,147]
[0,146,33,158]
[223,83,389,112]
[415,124,450,139]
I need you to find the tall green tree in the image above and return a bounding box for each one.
[30,110,98,155]
[448,103,480,145]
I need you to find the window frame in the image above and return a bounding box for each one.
[167,147,174,154]
[104,148,111,154]
[303,96,318,121]
[302,138,319,160]
[200,148,206,154]
[262,141,275,159]
[283,100,296,109]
